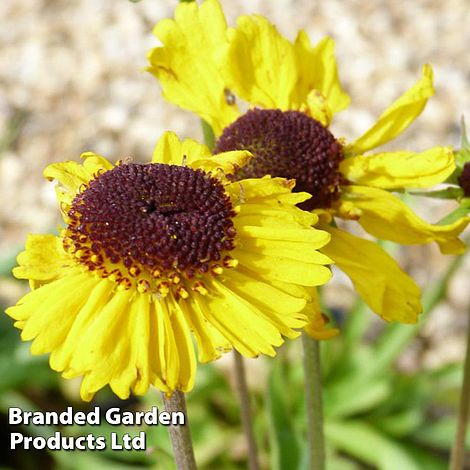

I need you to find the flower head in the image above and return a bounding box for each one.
[147,0,469,329]
[6,132,333,400]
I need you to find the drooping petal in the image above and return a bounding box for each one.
[303,288,339,340]
[6,273,100,350]
[49,280,114,372]
[69,288,135,400]
[147,0,238,135]
[13,234,74,286]
[224,14,298,110]
[320,225,422,323]
[346,65,434,154]
[202,278,286,357]
[340,147,455,189]
[179,296,232,364]
[166,297,197,392]
[222,272,306,339]
[293,32,350,118]
[339,185,470,254]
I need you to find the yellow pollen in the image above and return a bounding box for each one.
[137,280,150,293]
[224,258,238,268]
[177,286,189,299]
[157,282,170,297]
[129,266,140,277]
[152,268,161,277]
[193,282,208,296]
[212,266,223,276]
[90,254,99,263]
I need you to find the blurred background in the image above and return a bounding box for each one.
[1,0,470,468]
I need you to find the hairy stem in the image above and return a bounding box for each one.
[449,307,470,470]
[233,350,260,470]
[162,390,197,470]
[302,332,326,470]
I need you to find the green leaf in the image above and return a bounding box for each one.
[325,377,391,419]
[326,421,421,470]
[201,120,215,151]
[414,417,470,450]
[267,356,301,470]
[373,408,423,437]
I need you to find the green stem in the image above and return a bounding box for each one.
[162,391,197,470]
[302,332,326,470]
[233,351,260,470]
[449,306,470,470]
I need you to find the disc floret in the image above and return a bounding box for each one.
[64,162,238,299]
[215,108,344,211]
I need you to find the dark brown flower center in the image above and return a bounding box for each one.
[214,108,344,210]
[458,162,470,197]
[65,163,237,297]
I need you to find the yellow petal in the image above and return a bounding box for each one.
[70,289,135,399]
[224,14,298,110]
[6,273,98,350]
[43,153,113,209]
[13,234,73,285]
[293,32,350,117]
[227,267,308,317]
[303,89,332,127]
[239,237,331,265]
[236,201,317,228]
[237,224,330,247]
[154,300,180,392]
[191,150,252,175]
[235,249,332,287]
[179,296,232,363]
[347,65,434,154]
[303,288,339,339]
[129,294,152,396]
[152,131,211,165]
[339,185,470,254]
[202,278,285,357]
[152,131,252,175]
[227,176,313,207]
[340,147,455,189]
[320,225,422,323]
[147,0,238,135]
[223,268,306,339]
[50,279,114,372]
[167,298,197,392]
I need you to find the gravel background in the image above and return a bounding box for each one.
[1,0,470,367]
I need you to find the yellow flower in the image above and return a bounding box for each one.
[147,0,469,330]
[6,132,333,401]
